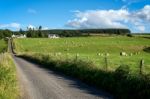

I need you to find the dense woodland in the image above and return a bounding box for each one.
[0,26,131,38]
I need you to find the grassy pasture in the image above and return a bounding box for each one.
[14,36,150,73]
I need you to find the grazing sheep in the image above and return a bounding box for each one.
[137,52,140,54]
[134,52,140,55]
[101,54,104,56]
[130,53,133,56]
[120,52,127,56]
[106,53,109,56]
[76,53,79,57]
[57,52,61,55]
[97,53,101,56]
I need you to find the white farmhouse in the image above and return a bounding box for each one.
[48,34,59,38]
[12,34,26,38]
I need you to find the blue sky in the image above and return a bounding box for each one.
[0,0,150,32]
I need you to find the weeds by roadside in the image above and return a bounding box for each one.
[0,53,19,99]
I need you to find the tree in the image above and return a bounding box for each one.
[39,26,42,30]
[19,28,24,34]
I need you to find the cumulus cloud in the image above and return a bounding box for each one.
[27,24,36,29]
[0,23,21,29]
[136,5,150,21]
[66,9,129,29]
[66,5,150,32]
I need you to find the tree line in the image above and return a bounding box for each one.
[25,28,131,37]
[0,29,12,39]
[0,26,131,39]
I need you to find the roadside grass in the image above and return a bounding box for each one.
[0,53,19,99]
[0,39,7,53]
[19,53,150,99]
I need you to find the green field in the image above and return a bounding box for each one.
[14,36,150,73]
[0,40,7,53]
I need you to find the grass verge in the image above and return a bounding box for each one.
[0,39,7,53]
[19,53,150,99]
[0,53,19,99]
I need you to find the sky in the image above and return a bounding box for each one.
[0,0,150,33]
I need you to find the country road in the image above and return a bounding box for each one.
[9,39,112,99]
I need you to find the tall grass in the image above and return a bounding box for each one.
[0,53,19,99]
[0,39,7,53]
[19,53,150,99]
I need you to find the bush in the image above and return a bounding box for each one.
[114,65,130,79]
[127,34,133,37]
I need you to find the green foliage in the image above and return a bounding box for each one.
[0,29,12,39]
[114,65,130,79]
[26,27,47,38]
[143,47,150,53]
[0,40,7,53]
[15,28,131,38]
[127,33,133,37]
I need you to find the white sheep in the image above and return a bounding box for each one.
[97,53,101,56]
[120,52,127,56]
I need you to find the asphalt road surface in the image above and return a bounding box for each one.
[9,39,112,99]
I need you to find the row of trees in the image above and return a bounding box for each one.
[42,28,131,37]
[26,26,48,38]
[0,26,131,39]
[0,29,12,39]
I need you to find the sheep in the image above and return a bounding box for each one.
[101,54,104,56]
[97,53,101,56]
[57,52,61,55]
[130,53,133,56]
[120,52,127,56]
[106,53,109,56]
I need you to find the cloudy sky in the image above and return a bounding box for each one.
[0,0,150,32]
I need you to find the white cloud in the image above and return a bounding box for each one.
[0,23,21,29]
[121,0,145,9]
[66,9,129,29]
[136,5,150,21]
[66,5,150,32]
[27,24,36,29]
[137,25,145,32]
[28,8,37,14]
[42,27,49,30]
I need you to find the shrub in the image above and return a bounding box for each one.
[127,34,133,37]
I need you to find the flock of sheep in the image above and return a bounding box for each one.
[97,52,140,57]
